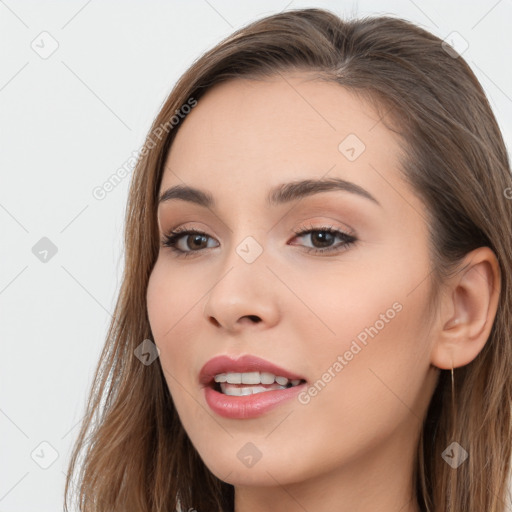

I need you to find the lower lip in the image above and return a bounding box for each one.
[204,383,306,419]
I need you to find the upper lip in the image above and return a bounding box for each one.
[199,354,306,386]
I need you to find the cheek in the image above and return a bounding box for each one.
[304,268,433,428]
[146,261,197,380]
[290,294,432,474]
[146,258,216,420]
[284,256,410,351]
[295,247,433,405]
[146,258,202,340]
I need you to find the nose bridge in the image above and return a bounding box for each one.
[202,230,280,330]
[219,212,269,269]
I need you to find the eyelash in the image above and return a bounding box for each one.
[161,224,357,258]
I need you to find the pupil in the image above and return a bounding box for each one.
[312,231,334,248]
[189,234,207,249]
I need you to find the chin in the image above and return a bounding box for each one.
[207,461,289,487]
[196,446,309,487]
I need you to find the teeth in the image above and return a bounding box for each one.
[241,372,260,384]
[226,373,242,384]
[220,383,287,396]
[214,371,301,386]
[214,372,305,395]
[260,372,275,384]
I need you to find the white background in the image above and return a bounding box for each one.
[0,1,511,511]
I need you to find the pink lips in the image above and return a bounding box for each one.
[199,354,307,419]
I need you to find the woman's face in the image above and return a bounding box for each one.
[146,74,439,491]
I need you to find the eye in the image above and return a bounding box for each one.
[290,224,357,255]
[161,228,219,258]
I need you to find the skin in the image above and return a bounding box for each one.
[146,73,501,512]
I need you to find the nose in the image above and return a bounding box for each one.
[202,254,281,333]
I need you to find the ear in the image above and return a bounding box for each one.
[430,247,501,370]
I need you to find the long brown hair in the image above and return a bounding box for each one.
[64,8,512,511]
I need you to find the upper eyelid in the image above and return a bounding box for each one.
[161,214,355,233]
[158,199,364,227]
[165,224,353,236]
[294,221,355,236]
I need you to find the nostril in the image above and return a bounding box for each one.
[208,317,221,327]
[208,315,261,327]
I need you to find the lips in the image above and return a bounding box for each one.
[199,354,307,387]
[200,354,308,419]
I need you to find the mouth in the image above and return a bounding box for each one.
[199,354,308,418]
[211,371,307,396]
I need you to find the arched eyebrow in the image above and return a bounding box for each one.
[158,177,381,208]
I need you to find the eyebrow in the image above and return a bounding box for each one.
[158,177,381,209]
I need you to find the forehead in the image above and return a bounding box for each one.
[169,74,389,153]
[160,74,413,216]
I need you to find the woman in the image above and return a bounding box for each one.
[64,8,512,512]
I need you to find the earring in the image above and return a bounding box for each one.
[450,363,456,427]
